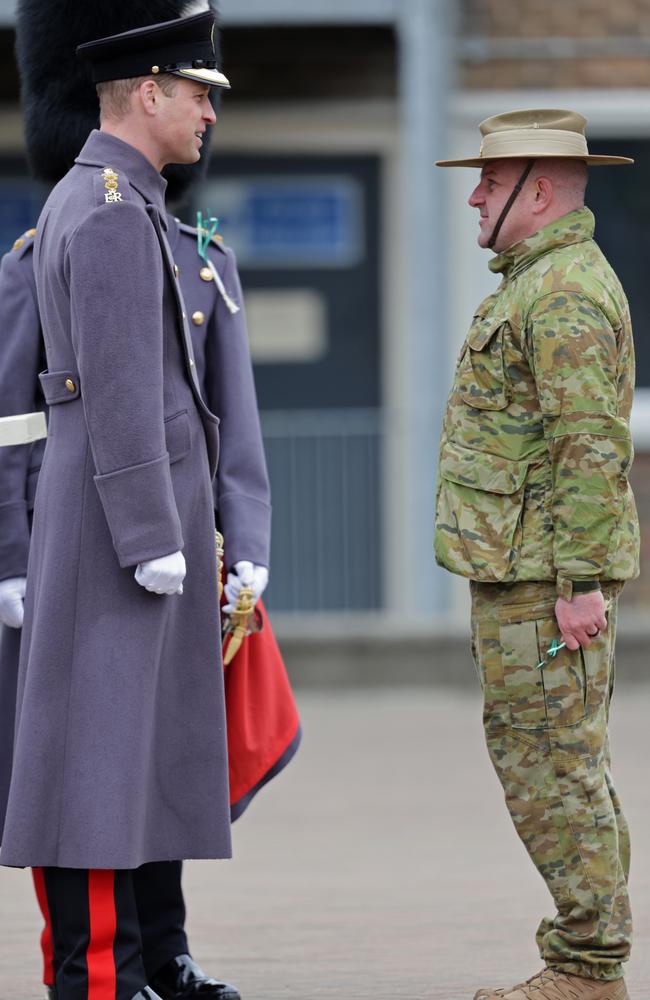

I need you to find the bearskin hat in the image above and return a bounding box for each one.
[15,0,222,203]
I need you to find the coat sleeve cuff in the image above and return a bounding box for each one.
[93,453,183,568]
[218,493,271,569]
[0,499,30,581]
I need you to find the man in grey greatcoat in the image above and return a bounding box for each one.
[0,12,241,1000]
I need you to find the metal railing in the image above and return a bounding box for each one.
[261,407,383,612]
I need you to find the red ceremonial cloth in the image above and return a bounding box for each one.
[223,597,301,820]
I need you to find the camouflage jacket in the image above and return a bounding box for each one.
[434,207,640,593]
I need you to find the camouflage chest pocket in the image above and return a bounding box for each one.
[457,315,509,410]
[497,603,587,730]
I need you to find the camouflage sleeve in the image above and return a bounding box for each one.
[525,291,632,583]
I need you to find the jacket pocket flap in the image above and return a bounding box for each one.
[466,315,507,351]
[164,409,191,465]
[439,442,528,495]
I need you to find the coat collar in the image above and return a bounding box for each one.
[75,130,168,224]
[165,213,182,253]
[489,207,595,280]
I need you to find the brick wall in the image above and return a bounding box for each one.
[461,0,650,88]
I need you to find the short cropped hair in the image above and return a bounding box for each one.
[97,73,178,121]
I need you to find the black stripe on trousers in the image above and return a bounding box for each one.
[42,867,147,1000]
[133,861,189,981]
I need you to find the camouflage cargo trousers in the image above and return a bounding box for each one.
[470,580,630,981]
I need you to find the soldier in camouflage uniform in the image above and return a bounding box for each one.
[435,110,640,1000]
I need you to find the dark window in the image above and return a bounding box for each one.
[588,139,650,388]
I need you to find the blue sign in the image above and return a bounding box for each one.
[200,176,363,268]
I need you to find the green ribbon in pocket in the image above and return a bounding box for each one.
[537,638,566,670]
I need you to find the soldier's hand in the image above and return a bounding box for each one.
[555,591,608,651]
[135,551,186,596]
[0,576,27,628]
[224,561,269,612]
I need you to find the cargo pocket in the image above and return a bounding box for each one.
[457,316,509,410]
[164,409,191,465]
[497,603,587,730]
[434,441,528,581]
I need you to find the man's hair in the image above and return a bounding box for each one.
[533,159,589,206]
[97,73,178,121]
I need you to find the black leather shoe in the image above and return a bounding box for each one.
[150,954,240,1000]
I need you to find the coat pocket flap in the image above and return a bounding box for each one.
[466,315,507,351]
[164,409,191,465]
[439,442,528,495]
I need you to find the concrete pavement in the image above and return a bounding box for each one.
[1,686,649,999]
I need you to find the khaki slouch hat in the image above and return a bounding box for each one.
[436,108,633,167]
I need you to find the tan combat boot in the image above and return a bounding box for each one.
[473,976,524,999]
[473,968,629,1000]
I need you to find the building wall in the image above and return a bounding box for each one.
[461,0,650,88]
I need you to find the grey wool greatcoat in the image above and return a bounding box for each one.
[0,130,232,869]
[0,211,272,844]
[167,217,271,567]
[0,232,44,833]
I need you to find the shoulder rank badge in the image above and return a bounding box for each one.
[12,227,37,251]
[102,167,122,204]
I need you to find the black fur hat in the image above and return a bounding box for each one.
[15,0,221,202]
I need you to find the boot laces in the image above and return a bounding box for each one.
[515,969,584,999]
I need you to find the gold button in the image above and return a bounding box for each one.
[199,266,213,282]
[152,65,160,74]
[173,264,179,278]
[12,238,24,251]
[65,378,76,393]
[192,311,205,326]
[26,228,37,238]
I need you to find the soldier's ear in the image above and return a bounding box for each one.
[139,78,161,116]
[531,175,553,214]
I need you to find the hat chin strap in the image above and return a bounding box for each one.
[487,159,536,251]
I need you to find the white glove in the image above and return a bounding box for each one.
[135,551,186,596]
[224,561,268,612]
[0,576,27,628]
